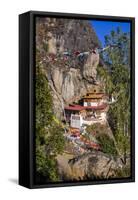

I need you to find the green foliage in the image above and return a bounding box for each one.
[86,124,117,156]
[115,130,130,155]
[86,123,109,136]
[36,65,53,130]
[97,66,113,94]
[36,146,59,181]
[97,134,118,156]
[115,166,131,178]
[43,42,49,52]
[104,27,130,67]
[98,27,131,157]
[35,65,65,182]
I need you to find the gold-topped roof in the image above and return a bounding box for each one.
[83,93,104,99]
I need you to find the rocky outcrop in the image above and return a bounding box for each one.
[36,18,101,55]
[47,63,99,119]
[69,152,120,179]
[36,17,101,119]
[57,152,130,181]
[83,53,99,82]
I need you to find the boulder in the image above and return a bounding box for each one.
[57,151,130,181]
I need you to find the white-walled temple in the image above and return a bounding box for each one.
[65,88,109,129]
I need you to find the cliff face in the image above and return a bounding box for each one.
[36,17,101,118]
[36,18,100,54]
[48,54,99,119]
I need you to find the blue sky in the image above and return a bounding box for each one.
[90,20,130,47]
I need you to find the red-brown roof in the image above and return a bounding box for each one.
[65,105,84,111]
[65,104,108,111]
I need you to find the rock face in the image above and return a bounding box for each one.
[69,152,119,179]
[36,18,100,54]
[57,152,129,181]
[36,17,101,119]
[47,64,100,119]
[83,53,99,82]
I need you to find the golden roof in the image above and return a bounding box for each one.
[83,93,104,99]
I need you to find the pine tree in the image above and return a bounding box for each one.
[35,63,65,182]
[98,27,131,160]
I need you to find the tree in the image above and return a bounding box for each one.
[97,134,117,156]
[98,27,131,159]
[103,27,130,68]
[35,63,65,182]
